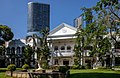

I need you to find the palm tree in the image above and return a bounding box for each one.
[36,27,50,69]
[23,45,33,66]
[25,34,38,67]
[26,27,50,69]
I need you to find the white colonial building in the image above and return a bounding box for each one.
[48,23,77,66]
[4,23,120,67]
[5,39,26,67]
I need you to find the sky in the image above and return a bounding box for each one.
[0,0,98,39]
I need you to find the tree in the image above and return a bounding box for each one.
[93,0,120,50]
[74,28,85,67]
[0,25,14,49]
[75,0,120,67]
[0,46,5,55]
[26,27,50,69]
[23,45,33,66]
[92,0,120,67]
[74,4,115,68]
[36,27,50,69]
[0,25,14,42]
[0,25,14,67]
[25,32,41,67]
[7,64,16,77]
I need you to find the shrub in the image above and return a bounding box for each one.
[97,66,107,69]
[72,65,80,69]
[85,63,92,69]
[0,68,7,72]
[7,64,16,71]
[113,66,120,68]
[49,66,59,70]
[80,65,85,69]
[41,62,49,69]
[58,66,70,73]
[22,64,30,70]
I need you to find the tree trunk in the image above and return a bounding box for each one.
[36,58,43,70]
[10,71,13,77]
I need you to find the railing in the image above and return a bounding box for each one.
[54,50,72,53]
[52,50,74,57]
[66,50,72,52]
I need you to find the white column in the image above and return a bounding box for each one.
[104,60,106,67]
[112,56,115,66]
[48,39,53,65]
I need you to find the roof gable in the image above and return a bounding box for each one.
[49,23,77,36]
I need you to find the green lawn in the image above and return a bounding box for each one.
[0,72,12,78]
[0,69,120,78]
[68,69,120,78]
[0,68,22,78]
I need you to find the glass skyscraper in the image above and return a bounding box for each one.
[27,2,50,35]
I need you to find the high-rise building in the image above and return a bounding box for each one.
[27,2,50,35]
[74,16,83,28]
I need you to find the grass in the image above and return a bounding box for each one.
[0,68,120,78]
[0,68,22,78]
[0,72,12,78]
[0,68,22,70]
[68,69,120,78]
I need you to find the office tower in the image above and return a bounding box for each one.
[27,2,50,35]
[74,16,83,28]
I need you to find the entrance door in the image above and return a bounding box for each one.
[63,60,69,65]
[106,55,110,67]
[115,57,120,66]
[0,59,5,67]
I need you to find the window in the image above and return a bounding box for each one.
[115,57,120,66]
[17,47,20,54]
[54,46,58,51]
[63,60,69,65]
[11,58,15,64]
[6,47,10,54]
[16,58,21,67]
[11,47,15,54]
[61,46,65,50]
[54,59,58,65]
[67,46,71,50]
[115,42,120,49]
[22,47,25,54]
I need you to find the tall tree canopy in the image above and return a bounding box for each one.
[74,0,120,67]
[0,25,14,55]
[0,25,14,42]
[93,0,120,46]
